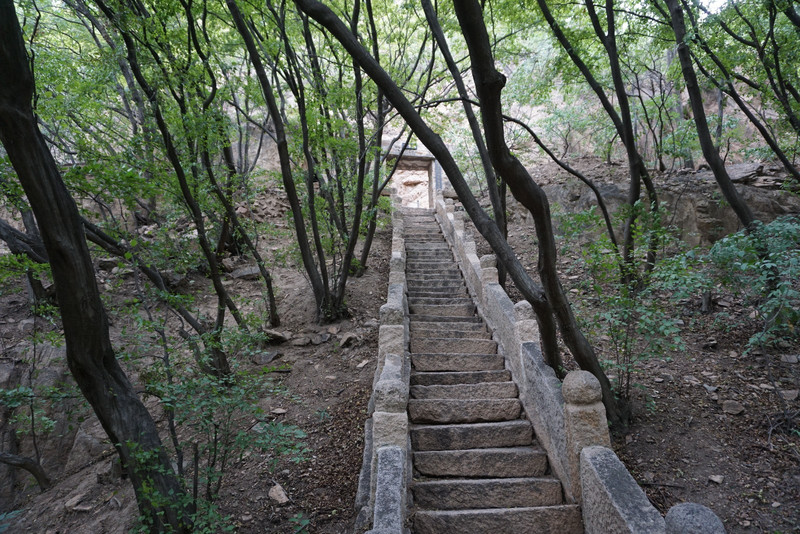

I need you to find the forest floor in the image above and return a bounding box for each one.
[4,162,800,533]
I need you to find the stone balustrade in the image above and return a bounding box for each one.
[431,188,726,534]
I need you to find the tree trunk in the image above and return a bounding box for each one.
[664,0,756,230]
[453,0,626,428]
[0,5,191,531]
[293,0,627,427]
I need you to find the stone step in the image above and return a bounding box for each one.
[410,370,511,386]
[407,289,470,299]
[408,303,476,317]
[409,315,483,324]
[406,266,461,275]
[408,398,521,424]
[408,297,473,306]
[406,273,462,281]
[410,381,517,399]
[406,243,450,249]
[409,321,486,333]
[412,353,503,372]
[410,337,496,354]
[413,446,548,478]
[406,261,458,269]
[413,505,584,534]
[410,420,533,451]
[411,328,492,340]
[407,280,467,289]
[406,276,464,284]
[412,477,563,510]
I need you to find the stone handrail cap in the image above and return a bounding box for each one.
[563,370,603,405]
[514,300,534,320]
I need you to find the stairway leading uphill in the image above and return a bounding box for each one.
[402,207,582,534]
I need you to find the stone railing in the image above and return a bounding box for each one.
[354,191,411,534]
[432,191,726,534]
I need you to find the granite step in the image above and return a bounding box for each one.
[411,328,492,340]
[411,353,503,372]
[410,337,496,354]
[410,370,511,386]
[413,446,548,478]
[409,315,483,324]
[407,280,467,289]
[407,297,474,306]
[410,420,533,451]
[408,398,521,424]
[412,477,564,510]
[413,505,584,534]
[408,303,476,317]
[410,381,517,399]
[407,289,470,299]
[409,321,487,334]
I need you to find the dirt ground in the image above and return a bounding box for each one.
[3,160,799,533]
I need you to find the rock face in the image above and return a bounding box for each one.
[532,164,800,247]
[0,344,104,511]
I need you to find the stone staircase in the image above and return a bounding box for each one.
[402,207,582,534]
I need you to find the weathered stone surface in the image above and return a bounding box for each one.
[564,371,611,502]
[410,314,482,323]
[408,297,473,306]
[722,399,745,415]
[378,325,406,366]
[410,338,495,354]
[410,370,511,386]
[665,503,726,534]
[413,505,583,534]
[412,328,491,340]
[580,446,665,534]
[230,265,260,280]
[372,411,408,448]
[409,303,475,317]
[563,370,603,405]
[250,351,280,365]
[410,382,517,399]
[413,477,563,510]
[372,446,406,532]
[414,447,548,478]
[408,398,521,424]
[407,279,465,289]
[411,353,504,372]
[411,420,533,451]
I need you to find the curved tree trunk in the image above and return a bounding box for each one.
[293,0,626,427]
[0,5,191,531]
[664,0,756,230]
[453,0,625,428]
[421,0,508,286]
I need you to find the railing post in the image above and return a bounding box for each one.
[563,370,611,502]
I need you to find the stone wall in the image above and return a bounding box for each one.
[354,191,410,534]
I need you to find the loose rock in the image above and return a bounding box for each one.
[722,400,745,415]
[269,483,289,504]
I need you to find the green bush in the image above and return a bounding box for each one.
[709,215,800,349]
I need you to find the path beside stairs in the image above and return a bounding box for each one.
[402,207,583,534]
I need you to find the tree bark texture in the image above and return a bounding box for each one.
[452,0,625,428]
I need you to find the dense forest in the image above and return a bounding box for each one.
[0,0,798,531]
